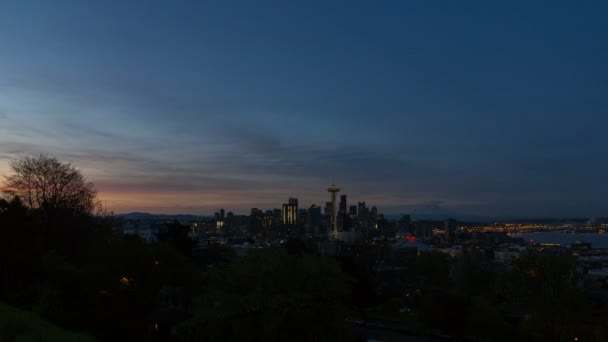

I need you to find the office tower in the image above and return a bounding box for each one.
[339,194,347,214]
[249,208,263,235]
[347,205,357,230]
[225,211,234,234]
[358,201,366,219]
[298,208,308,234]
[327,185,340,239]
[281,197,299,229]
[309,205,321,235]
[324,202,333,216]
[264,210,274,231]
[401,214,413,234]
[337,194,347,230]
[282,203,297,225]
[288,197,298,207]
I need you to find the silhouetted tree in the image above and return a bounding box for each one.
[284,238,311,255]
[0,195,42,305]
[2,154,97,216]
[180,249,353,341]
[156,220,196,257]
[412,251,451,289]
[501,255,589,340]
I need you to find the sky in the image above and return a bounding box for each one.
[1,0,607,218]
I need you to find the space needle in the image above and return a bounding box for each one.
[327,184,340,239]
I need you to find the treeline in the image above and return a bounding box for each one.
[0,195,194,340]
[394,250,608,341]
[0,155,194,340]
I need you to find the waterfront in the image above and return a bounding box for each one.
[515,231,608,248]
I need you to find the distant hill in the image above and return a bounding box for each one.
[384,213,592,224]
[117,212,594,224]
[116,212,211,221]
[384,213,497,222]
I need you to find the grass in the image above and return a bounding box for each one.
[0,302,98,342]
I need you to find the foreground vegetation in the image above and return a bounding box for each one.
[0,302,98,342]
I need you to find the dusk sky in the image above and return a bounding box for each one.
[1,1,607,217]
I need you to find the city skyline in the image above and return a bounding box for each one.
[1,1,608,217]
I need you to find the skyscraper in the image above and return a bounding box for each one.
[327,185,340,239]
[339,194,347,214]
[401,214,413,234]
[357,201,369,229]
[324,202,332,216]
[282,197,299,228]
[349,205,357,222]
[288,197,298,207]
[249,208,263,235]
[282,203,297,226]
[309,205,321,235]
[358,201,366,220]
[337,194,347,230]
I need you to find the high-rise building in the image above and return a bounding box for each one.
[273,208,282,219]
[288,197,298,207]
[272,208,282,236]
[249,208,263,235]
[309,205,321,235]
[282,203,297,226]
[339,194,347,214]
[225,211,234,234]
[347,205,358,229]
[282,197,299,228]
[298,208,307,223]
[337,194,348,230]
[401,214,413,234]
[327,185,340,239]
[264,210,274,232]
[298,208,308,234]
[324,202,333,216]
[214,209,225,233]
[358,201,366,219]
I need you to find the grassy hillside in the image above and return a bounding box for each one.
[0,303,98,342]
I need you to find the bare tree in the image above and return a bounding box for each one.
[2,154,97,215]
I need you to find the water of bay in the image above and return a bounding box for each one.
[515,232,608,249]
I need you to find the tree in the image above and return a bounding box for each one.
[180,249,353,341]
[412,251,451,289]
[156,220,196,257]
[502,255,589,340]
[2,154,97,215]
[0,196,42,305]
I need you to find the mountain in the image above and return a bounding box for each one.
[116,212,211,221]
